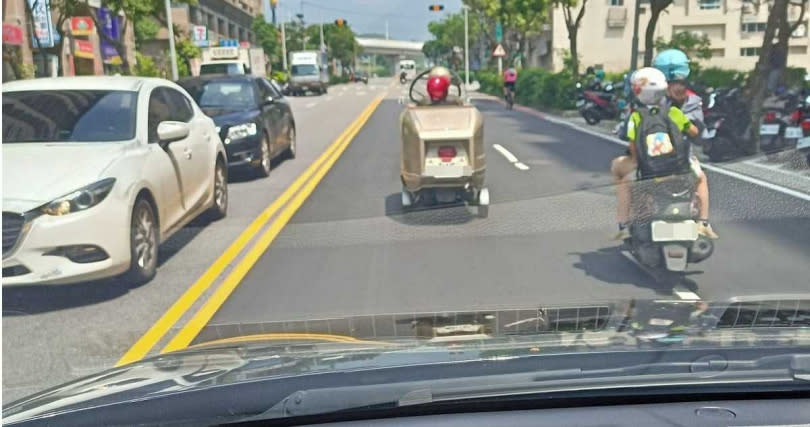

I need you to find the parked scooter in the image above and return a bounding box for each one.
[794,94,810,167]
[624,175,714,281]
[759,90,802,156]
[577,81,624,125]
[701,87,751,162]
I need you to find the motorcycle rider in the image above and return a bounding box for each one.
[610,67,704,240]
[424,66,460,106]
[503,65,518,100]
[653,49,719,239]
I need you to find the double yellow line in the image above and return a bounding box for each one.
[116,94,385,366]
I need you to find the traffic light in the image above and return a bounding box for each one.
[428,4,444,11]
[334,18,347,27]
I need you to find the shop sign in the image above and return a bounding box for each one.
[74,39,94,59]
[70,16,94,36]
[28,0,54,48]
[3,23,24,45]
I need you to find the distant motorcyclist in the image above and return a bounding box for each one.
[653,49,718,239]
[610,67,700,240]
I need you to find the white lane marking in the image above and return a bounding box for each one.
[674,290,701,300]
[535,110,810,203]
[493,144,530,171]
[493,143,519,163]
[324,96,332,102]
[357,91,367,96]
[305,102,317,109]
[743,158,810,179]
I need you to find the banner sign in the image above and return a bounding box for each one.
[191,25,209,47]
[3,23,24,45]
[28,0,54,48]
[74,39,94,59]
[98,8,122,64]
[70,17,94,36]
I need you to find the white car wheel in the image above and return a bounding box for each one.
[125,198,158,285]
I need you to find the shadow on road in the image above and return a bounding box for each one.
[384,193,476,225]
[570,246,700,296]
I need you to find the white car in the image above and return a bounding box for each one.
[2,76,228,286]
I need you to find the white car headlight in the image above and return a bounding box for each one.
[40,178,116,216]
[226,123,258,142]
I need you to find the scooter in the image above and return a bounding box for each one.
[759,91,802,156]
[794,95,810,167]
[623,174,714,282]
[400,71,408,85]
[577,82,623,125]
[701,87,751,162]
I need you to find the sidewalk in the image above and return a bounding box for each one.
[472,92,810,197]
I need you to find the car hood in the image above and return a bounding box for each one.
[201,108,259,127]
[2,142,129,213]
[5,295,810,423]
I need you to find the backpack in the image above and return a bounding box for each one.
[635,107,690,179]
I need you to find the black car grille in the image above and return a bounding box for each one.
[3,212,25,256]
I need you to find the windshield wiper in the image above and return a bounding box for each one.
[245,353,810,421]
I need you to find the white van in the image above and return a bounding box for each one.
[288,50,329,95]
[398,59,416,82]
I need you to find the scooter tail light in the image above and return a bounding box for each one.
[801,119,810,134]
[790,110,801,123]
[438,146,457,162]
[764,111,777,122]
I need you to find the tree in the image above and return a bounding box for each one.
[252,17,281,68]
[463,0,548,67]
[300,23,359,71]
[654,31,712,61]
[423,11,481,69]
[554,0,587,76]
[643,0,674,66]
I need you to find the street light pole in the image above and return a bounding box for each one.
[463,5,470,88]
[164,0,178,80]
[281,15,288,71]
[629,0,642,71]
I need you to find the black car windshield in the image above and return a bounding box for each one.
[182,81,256,109]
[291,64,318,76]
[199,63,245,75]
[2,90,137,143]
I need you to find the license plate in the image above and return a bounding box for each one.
[784,127,803,139]
[576,99,585,107]
[797,136,810,149]
[701,128,716,139]
[651,220,698,242]
[424,164,466,178]
[759,124,780,135]
[649,318,674,326]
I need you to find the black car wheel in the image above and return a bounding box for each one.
[286,127,296,159]
[206,159,228,220]
[255,132,272,178]
[124,197,158,285]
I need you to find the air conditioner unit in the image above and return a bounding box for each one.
[607,7,628,28]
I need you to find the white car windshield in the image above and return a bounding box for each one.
[2,90,137,143]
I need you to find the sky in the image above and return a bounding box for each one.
[273,0,465,42]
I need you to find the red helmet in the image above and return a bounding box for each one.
[426,68,451,102]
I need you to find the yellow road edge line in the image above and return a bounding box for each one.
[115,97,382,367]
[161,95,385,353]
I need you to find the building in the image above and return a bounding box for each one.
[547,0,809,72]
[2,0,136,80]
[140,0,263,74]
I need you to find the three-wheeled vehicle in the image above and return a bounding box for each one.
[400,69,489,217]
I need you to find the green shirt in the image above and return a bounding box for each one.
[626,106,692,144]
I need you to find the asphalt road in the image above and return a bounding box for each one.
[4,79,810,403]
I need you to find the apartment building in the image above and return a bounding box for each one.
[548,0,809,72]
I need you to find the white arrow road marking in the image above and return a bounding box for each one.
[493,144,529,170]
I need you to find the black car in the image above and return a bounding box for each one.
[178,75,296,177]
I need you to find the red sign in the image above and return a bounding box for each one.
[3,23,23,45]
[70,16,95,36]
[74,39,95,59]
[239,41,251,48]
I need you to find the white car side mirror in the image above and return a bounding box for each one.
[157,121,190,145]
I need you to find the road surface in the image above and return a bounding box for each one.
[4,78,809,403]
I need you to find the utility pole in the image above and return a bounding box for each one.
[164,0,178,80]
[385,20,389,40]
[319,12,325,51]
[281,14,288,71]
[463,5,470,88]
[629,0,642,71]
[297,12,306,50]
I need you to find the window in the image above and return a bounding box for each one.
[610,0,624,5]
[147,89,172,143]
[163,88,194,122]
[180,80,257,109]
[740,47,761,56]
[261,79,283,99]
[741,22,767,33]
[699,0,721,10]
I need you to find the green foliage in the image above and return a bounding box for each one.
[784,67,809,89]
[330,74,350,84]
[423,12,480,69]
[691,67,748,88]
[272,70,288,83]
[134,52,160,77]
[654,31,712,61]
[134,17,159,46]
[252,17,282,69]
[474,68,576,110]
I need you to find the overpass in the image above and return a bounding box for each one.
[355,38,428,75]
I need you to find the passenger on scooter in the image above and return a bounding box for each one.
[610,67,704,240]
[654,49,718,239]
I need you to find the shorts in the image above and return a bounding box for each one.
[504,81,516,91]
[612,154,703,180]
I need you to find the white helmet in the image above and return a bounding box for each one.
[630,67,668,106]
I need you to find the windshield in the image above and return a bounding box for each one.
[2,90,137,142]
[199,63,245,75]
[180,81,256,109]
[291,64,318,76]
[4,0,810,424]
